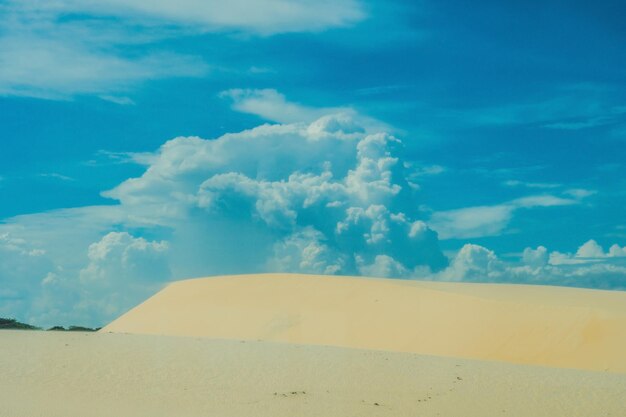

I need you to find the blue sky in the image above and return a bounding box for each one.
[1,0,625,326]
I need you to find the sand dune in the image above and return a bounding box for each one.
[103,273,626,372]
[2,330,626,417]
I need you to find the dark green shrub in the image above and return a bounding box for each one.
[0,317,40,330]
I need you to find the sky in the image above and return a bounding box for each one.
[1,0,625,327]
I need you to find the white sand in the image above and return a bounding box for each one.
[2,330,626,417]
[103,273,626,372]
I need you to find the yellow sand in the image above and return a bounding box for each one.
[103,273,626,372]
[2,330,626,417]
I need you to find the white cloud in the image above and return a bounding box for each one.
[548,251,587,266]
[436,244,502,282]
[0,0,364,99]
[80,232,169,283]
[609,244,626,257]
[429,205,513,240]
[0,232,45,256]
[576,239,606,258]
[510,195,578,208]
[433,240,626,289]
[268,227,345,275]
[103,113,447,275]
[0,232,55,322]
[220,89,347,124]
[572,239,626,259]
[430,194,581,239]
[99,95,136,106]
[0,229,170,327]
[503,180,561,189]
[27,0,365,35]
[564,188,597,199]
[38,173,75,181]
[0,1,209,100]
[405,163,446,177]
[0,34,208,99]
[357,254,410,278]
[220,88,389,132]
[522,246,549,269]
[0,205,139,326]
[74,232,170,321]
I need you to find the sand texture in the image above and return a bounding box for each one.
[103,273,626,372]
[2,330,626,417]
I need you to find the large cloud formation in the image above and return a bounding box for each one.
[104,114,449,276]
[0,114,624,327]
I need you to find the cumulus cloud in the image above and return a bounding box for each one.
[522,246,549,268]
[80,232,169,284]
[267,227,345,275]
[0,229,170,327]
[73,232,170,321]
[104,113,448,275]
[609,244,626,257]
[0,202,171,326]
[433,240,626,289]
[0,234,52,321]
[575,239,626,259]
[576,239,606,258]
[436,244,502,282]
[358,254,409,278]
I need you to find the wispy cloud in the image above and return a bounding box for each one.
[27,0,366,35]
[563,188,597,199]
[0,2,209,100]
[220,88,346,124]
[85,150,156,167]
[220,88,390,132]
[99,95,136,106]
[0,35,208,99]
[429,194,581,239]
[0,0,365,100]
[413,84,626,131]
[503,180,561,189]
[470,85,626,130]
[39,173,75,182]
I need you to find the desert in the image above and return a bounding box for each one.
[3,273,626,417]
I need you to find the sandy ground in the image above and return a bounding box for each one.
[103,273,626,372]
[1,330,625,417]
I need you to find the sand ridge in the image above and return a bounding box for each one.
[102,273,626,372]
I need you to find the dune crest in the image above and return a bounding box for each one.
[102,273,626,372]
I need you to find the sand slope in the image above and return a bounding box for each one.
[102,273,626,372]
[2,331,626,417]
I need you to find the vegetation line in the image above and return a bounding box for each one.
[0,318,99,331]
